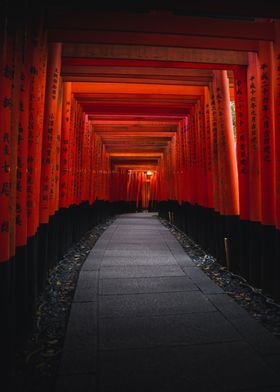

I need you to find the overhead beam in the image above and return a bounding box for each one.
[62,65,215,79]
[83,106,190,116]
[72,83,204,95]
[90,117,181,123]
[89,115,184,121]
[75,92,208,99]
[50,30,259,52]
[112,165,158,170]
[109,152,163,157]
[46,11,274,41]
[63,58,240,71]
[97,132,175,137]
[63,76,211,86]
[63,43,248,65]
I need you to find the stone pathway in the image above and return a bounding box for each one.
[55,213,280,392]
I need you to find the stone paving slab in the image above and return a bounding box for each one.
[106,243,169,251]
[183,266,224,294]
[201,341,280,391]
[110,236,163,241]
[101,255,177,266]
[55,374,96,392]
[104,249,174,257]
[57,213,280,391]
[99,276,198,295]
[99,342,280,392]
[82,254,103,271]
[172,253,195,267]
[58,302,97,375]
[73,271,98,302]
[167,245,188,254]
[90,249,106,257]
[112,224,161,229]
[99,311,241,349]
[109,238,165,243]
[115,220,159,225]
[99,264,185,278]
[99,291,216,318]
[207,293,280,355]
[98,346,222,392]
[238,389,280,392]
[264,354,280,373]
[93,240,110,250]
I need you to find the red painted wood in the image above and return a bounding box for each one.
[258,41,276,226]
[40,43,62,224]
[234,66,250,220]
[0,29,13,262]
[247,53,261,223]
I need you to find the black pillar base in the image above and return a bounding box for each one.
[0,257,16,375]
[260,224,277,297]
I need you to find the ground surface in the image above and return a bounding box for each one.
[14,212,280,392]
[14,217,115,392]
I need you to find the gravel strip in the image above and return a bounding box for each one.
[159,217,280,339]
[14,216,116,392]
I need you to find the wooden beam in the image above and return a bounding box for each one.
[62,65,214,77]
[63,76,212,86]
[90,119,180,125]
[112,164,158,170]
[63,43,248,65]
[89,115,184,121]
[74,93,203,102]
[50,29,259,52]
[63,58,243,72]
[109,152,163,157]
[72,82,204,95]
[46,11,274,41]
[96,131,176,136]
[83,106,190,116]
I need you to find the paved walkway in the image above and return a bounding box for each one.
[56,213,280,392]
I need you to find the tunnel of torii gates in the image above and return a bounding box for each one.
[2,5,280,371]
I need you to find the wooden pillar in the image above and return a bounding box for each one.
[59,82,71,208]
[16,31,31,249]
[233,66,250,221]
[0,29,13,263]
[31,30,48,236]
[213,70,239,216]
[39,42,62,225]
[274,22,280,231]
[258,41,276,294]
[212,70,240,269]
[209,82,221,215]
[258,41,276,227]
[204,87,214,210]
[247,52,262,286]
[273,21,280,299]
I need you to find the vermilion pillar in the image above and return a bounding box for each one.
[39,42,61,224]
[204,87,214,209]
[258,41,276,226]
[16,32,31,248]
[233,66,250,221]
[27,28,48,237]
[0,30,13,262]
[10,31,22,259]
[209,82,221,214]
[213,70,239,216]
[247,53,261,224]
[52,80,62,215]
[59,82,72,208]
[274,22,280,230]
